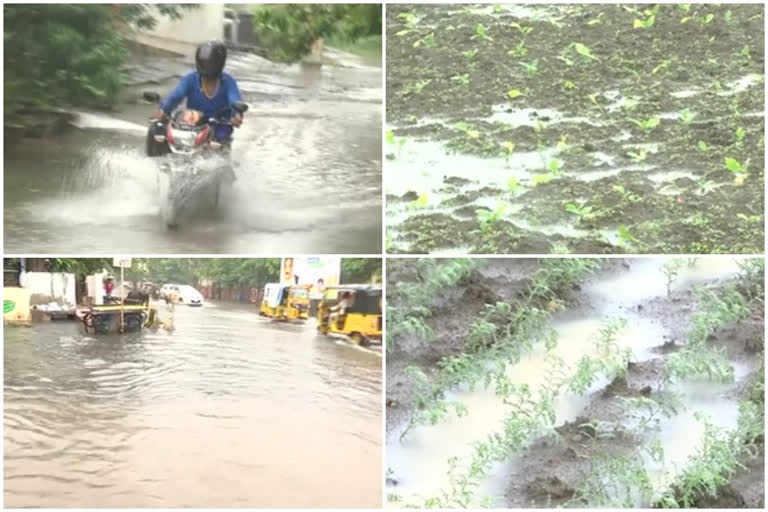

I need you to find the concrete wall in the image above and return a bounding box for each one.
[129,4,225,56]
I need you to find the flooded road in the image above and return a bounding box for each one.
[4,303,382,507]
[4,51,382,253]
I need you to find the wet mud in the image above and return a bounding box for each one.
[386,4,764,254]
[386,258,764,508]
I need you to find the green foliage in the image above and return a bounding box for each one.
[251,4,381,62]
[4,4,194,121]
[572,42,599,61]
[470,23,493,42]
[658,405,762,507]
[388,259,480,353]
[340,258,382,284]
[476,203,506,232]
[565,200,596,222]
[631,116,661,132]
[569,318,631,394]
[661,259,685,297]
[47,258,115,276]
[724,156,748,174]
[570,454,653,507]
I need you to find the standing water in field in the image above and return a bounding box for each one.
[4,304,382,507]
[386,258,762,507]
[385,4,764,254]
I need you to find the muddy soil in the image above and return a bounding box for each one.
[386,258,540,433]
[386,4,764,254]
[504,283,765,508]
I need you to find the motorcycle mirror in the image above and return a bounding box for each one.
[232,102,249,114]
[143,91,161,102]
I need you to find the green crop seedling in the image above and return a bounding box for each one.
[631,116,661,132]
[471,23,493,42]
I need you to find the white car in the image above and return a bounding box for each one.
[160,284,204,306]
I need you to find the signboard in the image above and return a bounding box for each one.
[113,258,132,268]
[3,287,31,324]
[280,257,341,298]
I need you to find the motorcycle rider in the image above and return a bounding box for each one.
[154,40,244,143]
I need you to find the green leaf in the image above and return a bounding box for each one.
[466,129,480,139]
[385,130,395,145]
[697,140,709,152]
[507,177,520,193]
[573,42,598,61]
[412,193,429,208]
[507,88,525,99]
[724,157,744,173]
[4,300,16,314]
[646,117,661,129]
[531,174,553,185]
[453,121,471,132]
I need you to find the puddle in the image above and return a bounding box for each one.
[487,106,597,127]
[647,170,699,184]
[447,4,564,21]
[387,258,749,507]
[386,139,555,197]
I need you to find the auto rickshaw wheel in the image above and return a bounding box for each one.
[318,323,329,335]
[350,332,368,346]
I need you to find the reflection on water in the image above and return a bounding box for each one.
[4,52,382,253]
[387,257,752,507]
[4,304,382,507]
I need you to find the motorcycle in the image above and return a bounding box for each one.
[144,94,249,229]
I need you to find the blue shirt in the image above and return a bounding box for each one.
[160,71,242,140]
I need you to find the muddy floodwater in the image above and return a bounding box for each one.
[4,303,382,507]
[385,4,764,254]
[386,257,764,508]
[5,51,382,253]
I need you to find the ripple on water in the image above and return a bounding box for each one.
[4,304,381,507]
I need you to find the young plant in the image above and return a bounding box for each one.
[613,185,640,202]
[509,21,533,34]
[547,159,563,175]
[471,23,493,42]
[734,126,746,143]
[507,39,528,57]
[413,32,437,49]
[404,79,432,95]
[500,141,515,166]
[724,157,749,184]
[661,258,685,297]
[519,59,538,75]
[679,108,694,124]
[450,73,470,86]
[462,48,478,61]
[385,129,407,158]
[476,203,506,232]
[565,200,595,222]
[631,116,661,132]
[633,13,656,29]
[627,149,647,162]
[453,121,480,139]
[572,42,599,62]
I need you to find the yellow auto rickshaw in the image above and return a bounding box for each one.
[317,285,382,346]
[259,283,311,321]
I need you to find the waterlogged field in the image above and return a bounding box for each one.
[385,4,765,254]
[386,257,765,508]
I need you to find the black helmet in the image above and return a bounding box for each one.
[195,40,227,78]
